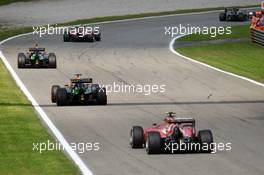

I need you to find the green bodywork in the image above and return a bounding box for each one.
[30,53,40,61]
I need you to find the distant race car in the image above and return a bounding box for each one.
[51,74,107,106]
[130,112,213,154]
[219,8,249,21]
[18,46,56,68]
[63,26,101,42]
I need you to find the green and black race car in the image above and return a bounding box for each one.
[17,46,57,68]
[51,74,107,106]
[219,8,249,21]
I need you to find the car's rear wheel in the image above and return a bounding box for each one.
[56,88,67,106]
[146,132,161,154]
[130,126,144,148]
[227,15,232,21]
[238,13,245,21]
[51,85,60,103]
[219,13,226,21]
[96,87,107,105]
[48,53,56,68]
[18,53,26,68]
[63,32,70,42]
[94,33,101,41]
[198,130,213,153]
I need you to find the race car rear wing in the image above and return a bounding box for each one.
[29,48,45,52]
[71,78,93,83]
[174,118,195,124]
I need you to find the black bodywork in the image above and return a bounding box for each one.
[219,8,249,21]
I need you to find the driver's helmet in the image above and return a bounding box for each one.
[164,112,176,123]
[256,11,262,18]
[75,74,82,79]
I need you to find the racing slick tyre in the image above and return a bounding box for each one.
[63,32,70,42]
[130,126,144,148]
[96,87,107,105]
[56,88,67,106]
[227,15,232,21]
[219,13,226,21]
[51,85,60,103]
[146,132,161,154]
[48,53,57,68]
[18,53,26,68]
[238,13,245,21]
[88,36,94,42]
[198,130,213,153]
[94,33,101,41]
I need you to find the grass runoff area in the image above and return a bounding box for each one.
[176,25,264,83]
[0,59,79,174]
[0,0,39,6]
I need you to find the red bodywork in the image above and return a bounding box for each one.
[143,120,196,141]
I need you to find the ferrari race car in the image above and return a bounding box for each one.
[219,8,249,21]
[130,112,213,154]
[63,26,101,42]
[17,46,56,68]
[51,74,107,106]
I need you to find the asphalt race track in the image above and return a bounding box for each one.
[1,12,264,175]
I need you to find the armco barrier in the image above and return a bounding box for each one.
[251,28,264,46]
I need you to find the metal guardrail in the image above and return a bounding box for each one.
[251,28,264,46]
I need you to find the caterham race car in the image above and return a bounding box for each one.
[63,26,101,42]
[17,46,56,68]
[130,112,213,154]
[51,74,107,106]
[219,8,249,21]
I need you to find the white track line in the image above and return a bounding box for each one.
[0,36,93,175]
[170,35,264,87]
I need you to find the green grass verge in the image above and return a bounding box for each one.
[0,60,79,174]
[0,27,32,41]
[177,24,250,41]
[176,23,264,83]
[176,41,264,83]
[0,0,39,6]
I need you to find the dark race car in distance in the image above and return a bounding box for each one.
[63,25,101,42]
[18,46,56,68]
[130,112,213,154]
[51,74,107,106]
[219,8,249,21]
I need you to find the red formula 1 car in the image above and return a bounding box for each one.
[130,112,213,154]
